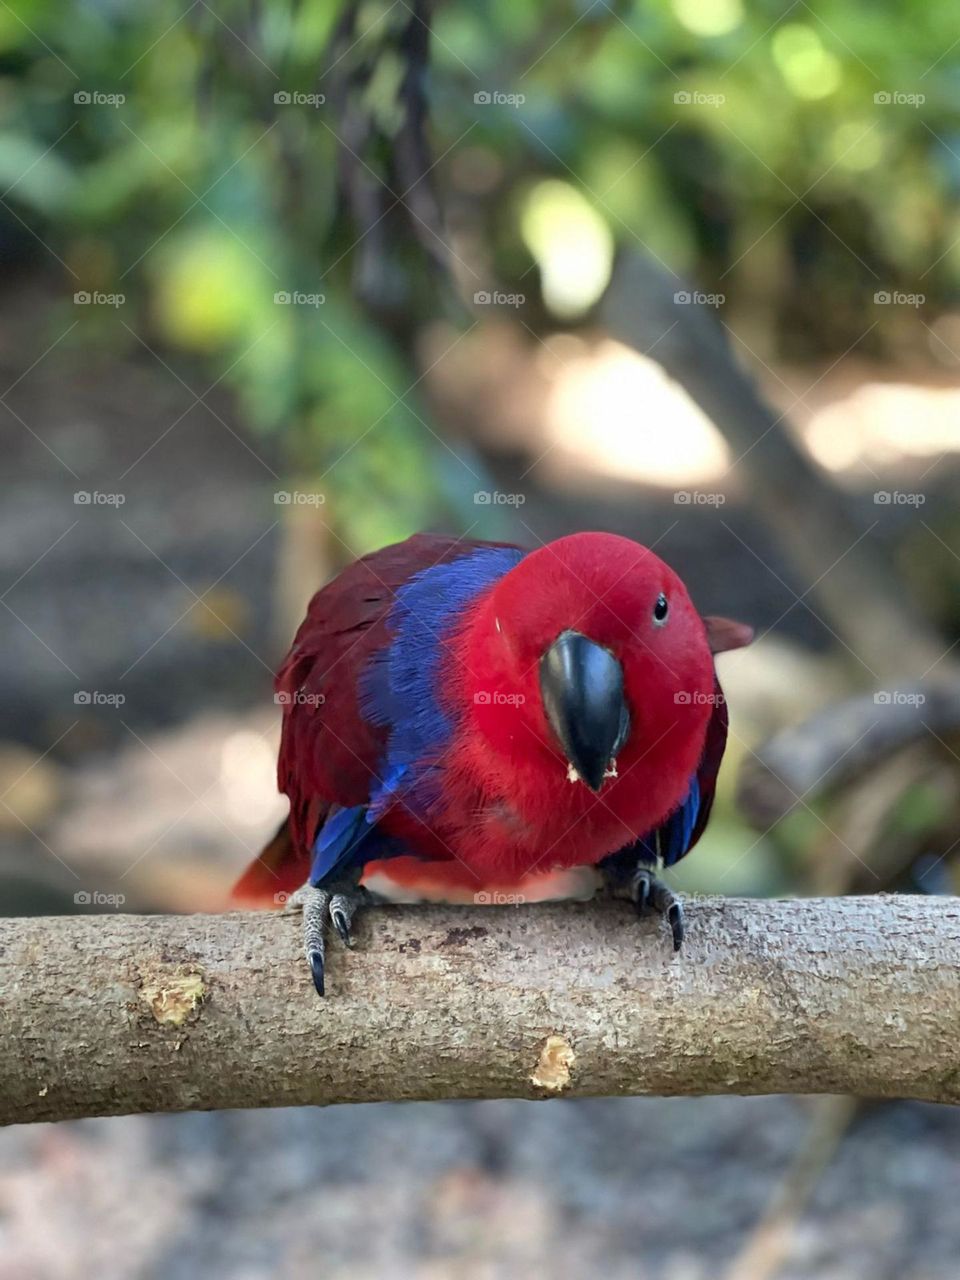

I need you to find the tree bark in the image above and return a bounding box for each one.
[2,896,960,1125]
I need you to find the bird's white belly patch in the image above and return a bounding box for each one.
[360,860,603,906]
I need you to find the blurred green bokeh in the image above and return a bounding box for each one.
[2,0,957,553]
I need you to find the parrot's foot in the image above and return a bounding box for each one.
[287,883,370,996]
[631,868,684,952]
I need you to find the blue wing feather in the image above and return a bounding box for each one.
[656,774,701,867]
[310,804,371,884]
[310,545,523,887]
[360,545,524,817]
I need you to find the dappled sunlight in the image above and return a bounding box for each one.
[541,338,731,486]
[520,180,614,320]
[801,380,960,474]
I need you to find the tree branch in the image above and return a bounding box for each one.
[737,679,960,825]
[3,896,960,1125]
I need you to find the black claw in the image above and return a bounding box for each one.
[668,903,684,952]
[628,868,684,952]
[331,908,353,948]
[308,949,325,997]
[633,876,650,915]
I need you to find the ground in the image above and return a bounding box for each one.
[0,1096,958,1279]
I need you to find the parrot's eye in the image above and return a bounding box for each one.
[653,593,669,626]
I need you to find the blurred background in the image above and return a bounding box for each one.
[2,1,960,1276]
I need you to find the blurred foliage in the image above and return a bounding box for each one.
[1,0,958,548]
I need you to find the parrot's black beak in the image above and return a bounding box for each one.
[540,630,630,792]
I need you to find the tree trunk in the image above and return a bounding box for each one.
[602,251,950,682]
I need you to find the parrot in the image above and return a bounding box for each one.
[234,530,753,994]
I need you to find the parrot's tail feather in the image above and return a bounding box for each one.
[232,818,311,907]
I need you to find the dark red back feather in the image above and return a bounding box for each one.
[234,534,520,902]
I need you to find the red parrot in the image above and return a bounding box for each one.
[235,531,752,993]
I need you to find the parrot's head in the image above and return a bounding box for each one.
[469,531,750,793]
